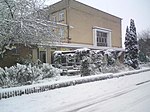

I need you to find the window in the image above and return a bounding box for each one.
[93,27,111,47]
[59,28,64,38]
[52,16,56,22]
[96,31,107,46]
[59,12,64,21]
[39,51,46,63]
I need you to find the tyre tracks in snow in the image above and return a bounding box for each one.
[52,80,150,112]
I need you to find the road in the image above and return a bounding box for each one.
[1,70,150,112]
[51,71,150,112]
[56,80,150,112]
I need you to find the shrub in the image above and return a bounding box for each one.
[0,63,61,88]
[80,56,91,77]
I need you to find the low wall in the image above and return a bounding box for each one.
[0,68,150,100]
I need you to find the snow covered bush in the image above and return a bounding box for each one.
[4,64,35,86]
[53,51,62,68]
[52,48,126,76]
[80,56,91,77]
[104,50,116,66]
[40,63,61,79]
[0,67,8,87]
[0,63,61,88]
[90,50,104,74]
[101,61,133,73]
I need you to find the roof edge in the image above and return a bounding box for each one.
[73,0,122,20]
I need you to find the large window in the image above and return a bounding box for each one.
[93,27,111,47]
[97,31,107,46]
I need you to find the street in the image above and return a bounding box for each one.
[1,70,150,112]
[57,80,150,112]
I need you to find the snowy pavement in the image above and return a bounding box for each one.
[1,70,150,112]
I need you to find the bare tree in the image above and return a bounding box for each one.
[0,0,65,58]
[138,29,150,57]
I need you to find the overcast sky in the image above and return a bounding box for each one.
[45,0,150,45]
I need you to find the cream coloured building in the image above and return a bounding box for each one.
[32,0,123,64]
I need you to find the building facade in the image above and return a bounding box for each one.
[33,0,122,64]
[0,0,123,67]
[48,0,122,47]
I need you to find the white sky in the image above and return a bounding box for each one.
[45,0,150,46]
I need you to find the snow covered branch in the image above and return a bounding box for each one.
[0,0,66,58]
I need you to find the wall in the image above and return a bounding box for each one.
[68,0,122,48]
[47,0,122,48]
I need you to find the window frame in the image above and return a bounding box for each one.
[38,47,47,63]
[59,12,64,21]
[59,28,65,38]
[93,27,112,47]
[96,31,108,46]
[52,16,57,22]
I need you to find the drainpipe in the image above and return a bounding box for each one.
[66,0,71,43]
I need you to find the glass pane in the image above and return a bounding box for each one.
[40,51,46,63]
[96,30,108,47]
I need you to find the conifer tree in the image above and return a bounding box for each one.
[124,19,139,69]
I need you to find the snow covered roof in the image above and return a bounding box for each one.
[31,42,124,51]
[75,48,90,52]
[55,43,125,51]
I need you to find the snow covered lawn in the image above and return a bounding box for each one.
[1,68,150,112]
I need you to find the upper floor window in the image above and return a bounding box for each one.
[93,27,111,47]
[52,16,57,22]
[97,31,107,46]
[59,12,64,21]
[59,28,64,38]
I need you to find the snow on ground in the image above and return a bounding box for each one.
[0,69,150,112]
